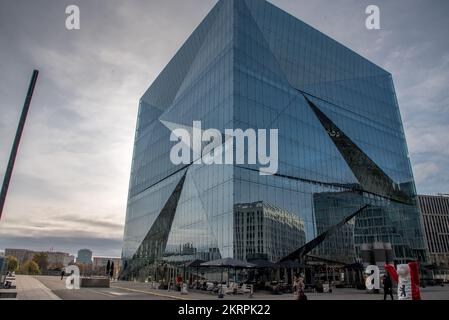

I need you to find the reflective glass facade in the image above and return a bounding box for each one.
[121,0,426,278]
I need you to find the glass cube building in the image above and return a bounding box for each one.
[121,0,427,278]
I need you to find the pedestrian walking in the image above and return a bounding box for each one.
[60,269,65,280]
[383,274,394,300]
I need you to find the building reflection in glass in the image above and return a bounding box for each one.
[234,201,306,262]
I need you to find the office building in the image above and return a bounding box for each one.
[77,249,93,265]
[418,195,449,267]
[121,0,426,277]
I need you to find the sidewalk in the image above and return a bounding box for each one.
[15,275,61,300]
[111,281,293,300]
[111,281,449,300]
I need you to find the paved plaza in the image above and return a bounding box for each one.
[5,276,449,300]
[15,275,60,300]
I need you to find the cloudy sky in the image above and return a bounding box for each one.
[0,0,448,257]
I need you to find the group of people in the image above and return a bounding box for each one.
[292,272,395,301]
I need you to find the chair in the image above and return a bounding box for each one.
[225,282,238,295]
[238,283,251,294]
[206,282,215,291]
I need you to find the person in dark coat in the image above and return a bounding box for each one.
[383,273,394,300]
[109,262,115,280]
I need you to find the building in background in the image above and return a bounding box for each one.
[121,0,426,279]
[65,254,75,266]
[418,195,449,267]
[77,249,93,265]
[234,201,306,262]
[4,248,74,268]
[47,252,75,268]
[4,249,34,265]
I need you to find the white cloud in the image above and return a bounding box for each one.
[413,162,440,186]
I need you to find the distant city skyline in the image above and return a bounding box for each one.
[1,246,118,259]
[1,0,448,257]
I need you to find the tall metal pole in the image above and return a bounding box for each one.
[0,70,39,220]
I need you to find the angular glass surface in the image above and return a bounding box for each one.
[121,0,426,279]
